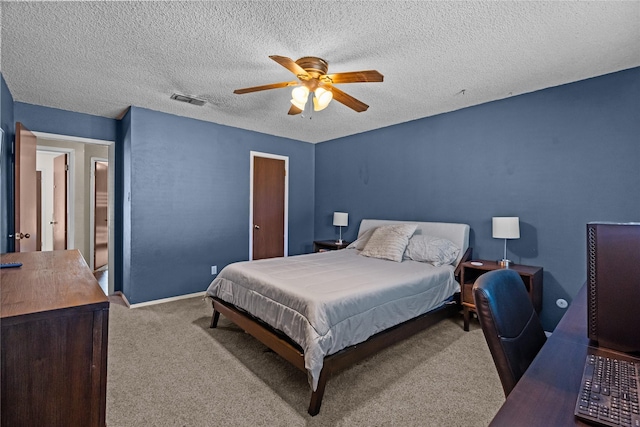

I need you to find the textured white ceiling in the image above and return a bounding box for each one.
[1,1,639,143]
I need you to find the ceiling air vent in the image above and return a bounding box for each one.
[170,93,206,106]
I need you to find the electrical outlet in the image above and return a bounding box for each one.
[211,265,217,275]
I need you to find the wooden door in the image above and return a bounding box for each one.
[52,154,67,250]
[252,156,285,260]
[14,123,38,252]
[94,161,108,270]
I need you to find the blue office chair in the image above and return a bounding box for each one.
[473,269,547,397]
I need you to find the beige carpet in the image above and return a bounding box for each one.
[106,295,504,426]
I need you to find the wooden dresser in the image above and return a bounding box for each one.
[1,250,109,427]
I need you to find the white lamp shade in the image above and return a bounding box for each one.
[313,87,333,111]
[291,86,309,104]
[290,98,306,110]
[492,217,520,239]
[333,212,348,227]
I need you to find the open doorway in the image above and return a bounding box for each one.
[34,132,115,296]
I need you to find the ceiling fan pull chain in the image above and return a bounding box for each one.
[301,92,313,120]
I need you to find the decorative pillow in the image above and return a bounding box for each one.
[360,223,417,262]
[403,234,460,266]
[346,227,377,250]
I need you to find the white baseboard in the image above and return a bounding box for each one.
[114,291,131,307]
[126,291,206,308]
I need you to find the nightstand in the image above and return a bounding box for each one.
[313,240,351,252]
[460,260,543,331]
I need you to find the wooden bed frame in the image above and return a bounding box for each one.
[209,247,472,416]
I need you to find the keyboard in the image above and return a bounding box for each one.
[575,354,640,426]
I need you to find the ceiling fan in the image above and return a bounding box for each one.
[234,55,384,115]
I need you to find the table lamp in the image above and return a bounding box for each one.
[492,217,520,267]
[333,212,348,244]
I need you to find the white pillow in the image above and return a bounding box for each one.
[360,223,417,262]
[346,227,377,250]
[403,234,460,266]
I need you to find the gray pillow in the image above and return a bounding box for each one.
[403,234,460,266]
[360,223,417,262]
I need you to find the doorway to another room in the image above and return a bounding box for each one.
[34,132,115,296]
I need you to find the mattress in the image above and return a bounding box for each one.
[206,248,460,390]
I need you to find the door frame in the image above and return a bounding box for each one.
[34,131,115,295]
[90,156,108,271]
[249,151,289,260]
[36,146,74,251]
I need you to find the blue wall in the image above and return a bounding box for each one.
[14,102,117,142]
[123,107,315,303]
[1,75,15,253]
[315,67,640,330]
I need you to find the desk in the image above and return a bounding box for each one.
[490,284,640,426]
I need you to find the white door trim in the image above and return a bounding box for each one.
[32,131,113,146]
[249,151,289,260]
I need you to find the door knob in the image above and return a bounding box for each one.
[254,225,260,229]
[50,221,58,224]
[15,233,31,239]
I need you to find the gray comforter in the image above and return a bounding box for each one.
[206,248,459,390]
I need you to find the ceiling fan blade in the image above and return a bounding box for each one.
[288,104,302,115]
[269,55,310,79]
[329,86,369,112]
[322,70,384,84]
[233,81,299,94]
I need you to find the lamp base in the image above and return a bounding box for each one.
[336,239,343,244]
[497,259,513,268]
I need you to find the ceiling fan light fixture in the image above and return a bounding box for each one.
[233,55,383,115]
[313,87,333,111]
[291,86,310,104]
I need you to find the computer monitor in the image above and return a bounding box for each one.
[586,222,640,354]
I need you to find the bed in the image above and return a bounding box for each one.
[206,219,471,415]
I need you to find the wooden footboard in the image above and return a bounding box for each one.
[210,298,306,372]
[210,296,460,416]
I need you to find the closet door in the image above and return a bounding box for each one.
[252,156,285,260]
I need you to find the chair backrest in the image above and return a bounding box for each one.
[473,269,547,397]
